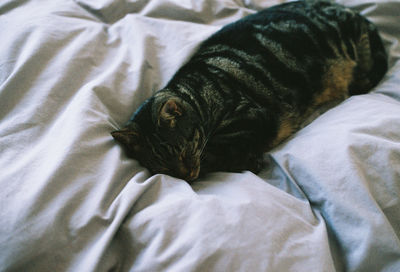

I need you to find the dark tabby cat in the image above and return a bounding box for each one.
[111,0,387,181]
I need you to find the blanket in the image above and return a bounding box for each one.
[1,0,399,271]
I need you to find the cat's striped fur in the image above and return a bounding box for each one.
[112,0,388,181]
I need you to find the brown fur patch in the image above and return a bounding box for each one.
[268,110,297,150]
[314,58,356,106]
[268,58,356,151]
[271,118,294,148]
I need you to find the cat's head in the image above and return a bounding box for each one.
[111,91,205,181]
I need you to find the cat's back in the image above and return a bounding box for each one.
[199,0,356,51]
[174,0,386,108]
[173,1,358,112]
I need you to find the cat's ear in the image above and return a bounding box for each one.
[158,99,183,128]
[111,128,141,154]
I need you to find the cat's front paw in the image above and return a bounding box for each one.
[199,151,265,176]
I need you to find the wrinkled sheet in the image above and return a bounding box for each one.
[0,0,399,271]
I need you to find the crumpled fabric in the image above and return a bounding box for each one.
[0,0,399,271]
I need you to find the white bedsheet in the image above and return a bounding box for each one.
[0,0,399,271]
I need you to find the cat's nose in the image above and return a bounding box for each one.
[178,154,200,181]
[178,164,199,181]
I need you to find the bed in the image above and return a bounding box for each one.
[0,0,399,271]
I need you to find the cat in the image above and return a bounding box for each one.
[111,0,388,181]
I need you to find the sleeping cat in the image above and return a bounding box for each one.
[111,0,387,181]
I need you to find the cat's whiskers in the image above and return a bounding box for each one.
[199,137,210,162]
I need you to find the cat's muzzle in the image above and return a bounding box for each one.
[177,157,200,181]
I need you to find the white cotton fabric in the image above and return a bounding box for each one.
[0,0,399,271]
